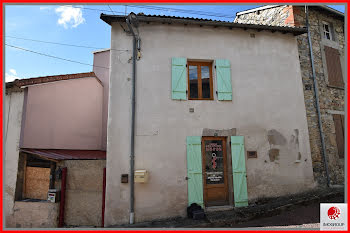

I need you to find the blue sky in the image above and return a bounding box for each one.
[4,4,345,82]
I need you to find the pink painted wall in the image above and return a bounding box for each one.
[21,77,103,150]
[93,49,110,151]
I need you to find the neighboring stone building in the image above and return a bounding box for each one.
[235,5,345,186]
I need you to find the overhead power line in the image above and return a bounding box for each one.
[61,5,125,15]
[62,4,234,19]
[127,5,235,19]
[5,35,129,52]
[107,4,116,14]
[5,44,110,69]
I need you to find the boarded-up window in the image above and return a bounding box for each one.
[24,167,50,200]
[325,46,344,88]
[333,114,345,158]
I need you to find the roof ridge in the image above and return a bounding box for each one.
[13,71,100,87]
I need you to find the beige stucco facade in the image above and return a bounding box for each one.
[235,5,345,186]
[21,77,103,150]
[105,21,316,225]
[93,49,111,150]
[4,89,25,227]
[5,75,105,228]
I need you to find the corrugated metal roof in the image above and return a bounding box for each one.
[135,12,233,23]
[100,13,307,36]
[20,148,106,161]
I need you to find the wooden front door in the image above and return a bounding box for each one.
[202,137,229,206]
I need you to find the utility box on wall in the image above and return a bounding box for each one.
[47,189,60,203]
[134,170,148,183]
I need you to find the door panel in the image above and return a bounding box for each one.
[202,137,229,206]
[186,136,204,207]
[231,136,248,207]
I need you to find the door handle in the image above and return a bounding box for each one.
[185,176,190,180]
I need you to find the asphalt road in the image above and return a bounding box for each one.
[228,195,344,229]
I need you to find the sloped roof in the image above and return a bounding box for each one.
[7,72,101,88]
[20,148,106,161]
[101,13,307,36]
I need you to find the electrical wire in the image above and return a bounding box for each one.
[61,5,125,15]
[5,44,110,69]
[107,5,116,14]
[5,35,129,51]
[127,5,235,19]
[61,4,235,19]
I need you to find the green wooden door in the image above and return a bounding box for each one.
[186,136,204,207]
[231,136,248,207]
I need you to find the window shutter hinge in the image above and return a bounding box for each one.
[215,65,216,69]
[186,64,188,67]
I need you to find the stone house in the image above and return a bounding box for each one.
[235,5,345,187]
[100,13,316,225]
[4,50,111,228]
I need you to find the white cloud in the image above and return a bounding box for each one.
[55,5,85,29]
[5,69,20,82]
[9,69,17,75]
[39,6,52,11]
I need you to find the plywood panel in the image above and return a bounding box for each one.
[24,167,50,200]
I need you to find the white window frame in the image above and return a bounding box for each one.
[322,21,333,41]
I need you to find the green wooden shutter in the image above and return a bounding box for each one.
[231,136,248,207]
[186,136,204,207]
[216,59,232,100]
[172,57,187,100]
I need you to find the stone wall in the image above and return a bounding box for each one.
[235,5,345,186]
[12,201,59,228]
[56,160,106,227]
[235,5,295,26]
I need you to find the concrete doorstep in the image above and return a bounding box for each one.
[108,187,344,228]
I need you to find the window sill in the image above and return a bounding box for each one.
[327,84,345,90]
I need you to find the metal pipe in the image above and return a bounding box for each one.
[305,6,331,187]
[126,14,137,224]
[58,167,67,227]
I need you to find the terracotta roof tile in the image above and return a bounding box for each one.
[13,72,99,87]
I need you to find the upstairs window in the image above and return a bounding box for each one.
[322,22,333,41]
[171,57,232,101]
[188,61,213,100]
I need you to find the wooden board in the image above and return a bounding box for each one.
[24,167,50,200]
